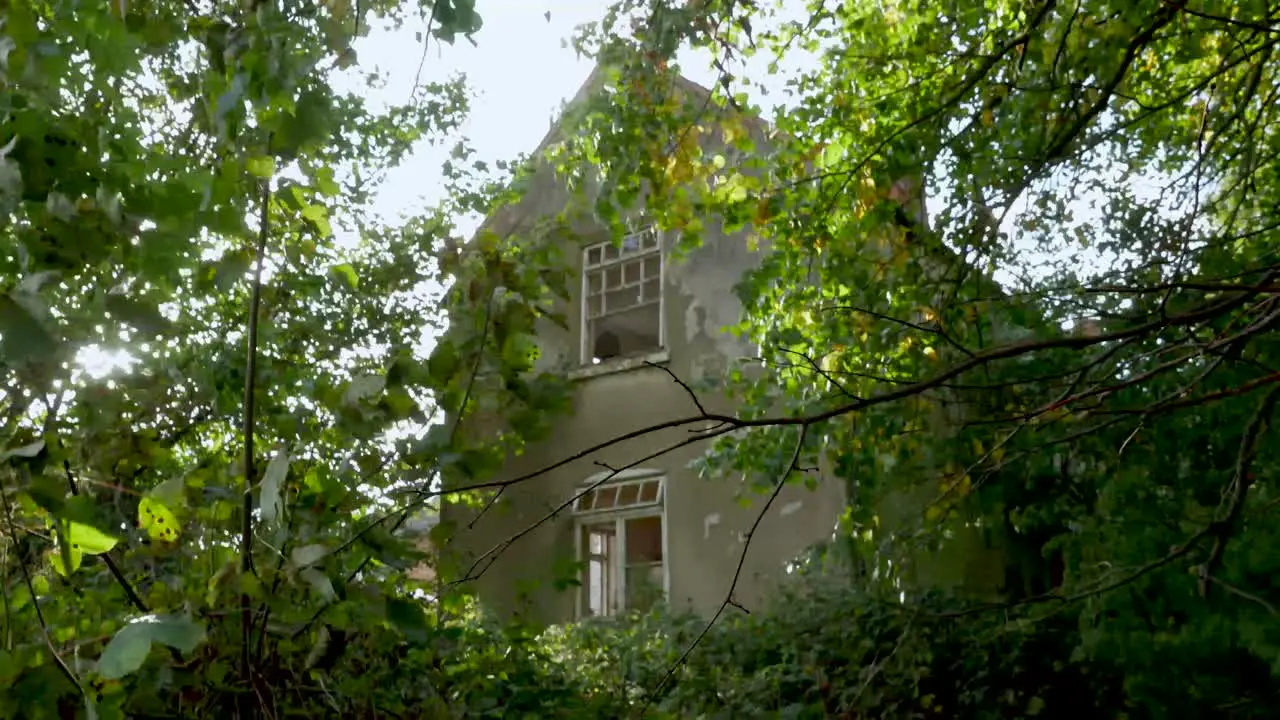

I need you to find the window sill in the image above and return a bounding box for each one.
[567,349,670,381]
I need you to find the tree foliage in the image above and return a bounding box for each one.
[3,0,1280,717]
[553,0,1280,715]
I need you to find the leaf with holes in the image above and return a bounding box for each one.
[138,497,180,543]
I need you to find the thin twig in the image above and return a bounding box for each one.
[1205,575,1279,615]
[62,460,150,615]
[0,475,81,695]
[644,360,709,415]
[647,425,809,701]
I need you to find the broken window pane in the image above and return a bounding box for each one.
[588,303,661,362]
[594,485,618,510]
[638,480,659,503]
[581,522,617,616]
[625,564,664,612]
[641,278,660,303]
[605,286,641,313]
[616,483,639,507]
[625,516,662,563]
[582,237,663,364]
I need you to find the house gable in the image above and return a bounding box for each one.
[432,64,847,624]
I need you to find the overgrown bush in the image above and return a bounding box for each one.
[538,571,1124,719]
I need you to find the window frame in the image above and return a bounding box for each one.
[579,228,666,366]
[571,469,671,619]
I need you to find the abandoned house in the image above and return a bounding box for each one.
[426,63,1007,625]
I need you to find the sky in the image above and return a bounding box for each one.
[334,0,803,235]
[341,1,650,233]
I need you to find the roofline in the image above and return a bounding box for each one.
[468,60,773,240]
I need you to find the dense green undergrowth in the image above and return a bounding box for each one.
[277,562,1276,719]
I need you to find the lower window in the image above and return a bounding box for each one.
[573,474,667,617]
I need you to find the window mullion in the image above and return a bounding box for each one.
[580,253,591,364]
[615,516,627,614]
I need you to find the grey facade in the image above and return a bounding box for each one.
[437,68,847,625]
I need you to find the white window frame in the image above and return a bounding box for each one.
[571,468,670,619]
[580,228,666,366]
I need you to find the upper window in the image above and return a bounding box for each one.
[572,472,667,618]
[581,229,664,365]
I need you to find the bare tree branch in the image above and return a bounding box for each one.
[1197,385,1280,597]
[647,424,809,701]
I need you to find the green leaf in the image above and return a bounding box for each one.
[246,156,276,178]
[300,203,332,237]
[138,497,181,543]
[98,616,206,680]
[51,540,80,576]
[2,440,46,462]
[386,595,430,644]
[149,476,186,508]
[259,446,289,525]
[52,519,120,576]
[105,294,171,338]
[0,294,58,365]
[343,374,386,406]
[67,521,119,554]
[328,263,359,290]
[25,473,66,513]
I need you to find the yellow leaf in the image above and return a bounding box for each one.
[138,497,181,543]
[754,197,773,225]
